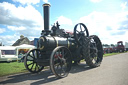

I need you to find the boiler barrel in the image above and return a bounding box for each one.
[38,36,76,51]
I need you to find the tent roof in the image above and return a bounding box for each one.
[16,44,36,49]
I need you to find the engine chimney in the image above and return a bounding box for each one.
[43,3,50,35]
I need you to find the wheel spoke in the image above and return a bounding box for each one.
[35,51,37,58]
[54,63,60,74]
[30,62,34,70]
[28,53,34,59]
[64,52,67,57]
[76,30,80,33]
[60,65,63,75]
[34,63,37,71]
[80,24,82,32]
[56,63,60,70]
[78,35,82,41]
[37,51,40,58]
[27,59,33,61]
[36,64,39,71]
[32,51,35,58]
[62,49,64,57]
[83,29,86,32]
[27,62,33,66]
[58,49,61,57]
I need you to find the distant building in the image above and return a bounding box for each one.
[12,35,30,46]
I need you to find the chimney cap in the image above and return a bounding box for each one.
[43,3,51,7]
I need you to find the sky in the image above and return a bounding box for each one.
[0,0,128,45]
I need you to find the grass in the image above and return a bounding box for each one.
[103,52,121,57]
[0,52,125,77]
[0,62,27,77]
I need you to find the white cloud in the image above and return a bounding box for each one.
[90,0,102,3]
[79,11,128,44]
[121,2,127,10]
[56,16,73,25]
[0,35,19,45]
[79,11,110,34]
[42,0,50,4]
[0,28,6,33]
[13,0,40,5]
[0,2,43,28]
[7,26,26,31]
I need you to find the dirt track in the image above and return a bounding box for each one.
[0,52,128,85]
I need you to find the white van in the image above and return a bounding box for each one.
[0,46,17,62]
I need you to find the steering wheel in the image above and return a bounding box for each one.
[74,23,89,45]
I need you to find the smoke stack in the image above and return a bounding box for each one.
[43,3,50,35]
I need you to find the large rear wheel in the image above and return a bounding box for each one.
[85,35,103,67]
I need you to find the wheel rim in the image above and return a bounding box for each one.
[50,46,72,78]
[24,49,44,73]
[90,36,103,64]
[74,23,89,45]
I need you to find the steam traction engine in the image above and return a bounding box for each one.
[24,3,103,78]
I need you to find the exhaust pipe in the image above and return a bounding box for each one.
[42,3,50,35]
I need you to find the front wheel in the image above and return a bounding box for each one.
[24,49,44,73]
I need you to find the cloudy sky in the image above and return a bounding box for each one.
[0,0,128,45]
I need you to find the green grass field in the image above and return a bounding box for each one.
[0,62,27,77]
[0,52,123,77]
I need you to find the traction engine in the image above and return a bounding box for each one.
[24,3,103,78]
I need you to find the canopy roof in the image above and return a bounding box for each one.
[16,44,36,49]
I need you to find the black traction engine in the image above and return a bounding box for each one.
[24,3,103,78]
